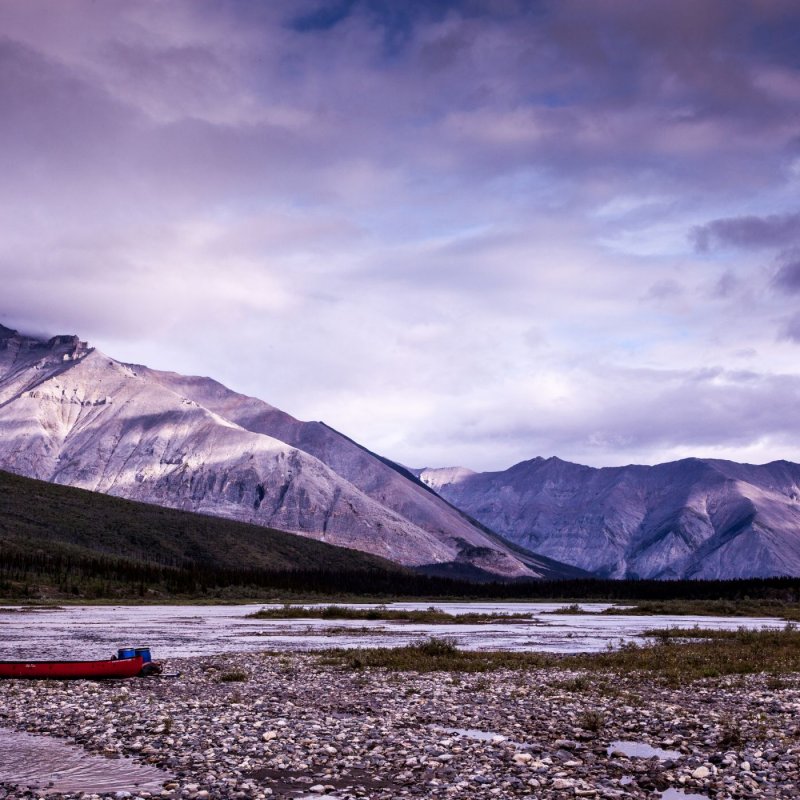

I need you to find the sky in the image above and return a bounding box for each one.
[2,0,800,472]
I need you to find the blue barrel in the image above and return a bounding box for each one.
[118,648,136,660]
[134,647,152,663]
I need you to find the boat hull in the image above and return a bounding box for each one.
[0,656,144,679]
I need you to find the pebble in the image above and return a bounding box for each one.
[0,654,798,798]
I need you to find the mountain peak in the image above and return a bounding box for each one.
[428,455,800,579]
[0,329,568,579]
[416,466,477,492]
[0,325,90,357]
[45,333,91,361]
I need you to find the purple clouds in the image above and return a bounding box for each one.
[774,258,800,293]
[1,1,800,469]
[692,213,800,252]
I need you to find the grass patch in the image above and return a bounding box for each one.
[603,598,800,619]
[246,604,536,624]
[0,469,396,579]
[318,626,800,684]
[564,625,800,684]
[543,603,593,615]
[218,670,249,682]
[554,675,591,692]
[717,716,744,749]
[318,637,554,673]
[578,709,605,732]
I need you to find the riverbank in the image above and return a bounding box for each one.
[0,649,798,799]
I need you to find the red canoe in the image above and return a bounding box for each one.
[0,655,147,679]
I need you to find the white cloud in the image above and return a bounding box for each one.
[2,0,800,471]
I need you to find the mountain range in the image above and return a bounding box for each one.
[0,324,574,580]
[418,457,800,579]
[2,323,799,581]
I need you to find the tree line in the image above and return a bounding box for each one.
[2,546,800,600]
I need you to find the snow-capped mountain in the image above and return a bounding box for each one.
[0,324,574,578]
[417,457,800,579]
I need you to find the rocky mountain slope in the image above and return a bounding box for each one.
[0,324,575,579]
[417,457,800,579]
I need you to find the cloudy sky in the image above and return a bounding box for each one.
[2,0,800,471]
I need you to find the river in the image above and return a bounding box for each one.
[0,602,787,660]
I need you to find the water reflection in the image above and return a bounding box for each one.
[608,740,682,760]
[0,727,170,794]
[660,789,708,800]
[435,726,514,744]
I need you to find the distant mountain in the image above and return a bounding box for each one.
[0,324,577,579]
[417,457,800,579]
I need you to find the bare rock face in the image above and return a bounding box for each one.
[419,457,800,579]
[0,325,569,578]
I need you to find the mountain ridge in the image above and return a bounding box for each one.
[0,325,579,580]
[8,322,797,581]
[418,456,800,579]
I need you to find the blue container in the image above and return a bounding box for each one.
[134,647,152,663]
[118,648,136,660]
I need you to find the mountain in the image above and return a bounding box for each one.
[0,324,576,579]
[417,457,800,579]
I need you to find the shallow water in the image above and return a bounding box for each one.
[295,794,344,800]
[608,739,682,760]
[660,789,708,800]
[610,743,707,800]
[436,726,512,744]
[0,727,170,793]
[0,602,786,660]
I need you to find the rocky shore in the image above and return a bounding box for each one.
[0,652,798,799]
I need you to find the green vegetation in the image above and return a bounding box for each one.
[717,716,744,749]
[0,549,414,603]
[536,598,800,619]
[0,468,393,571]
[0,468,411,599]
[544,603,589,614]
[578,709,605,732]
[564,625,800,684]
[218,670,249,682]
[319,626,800,684]
[603,598,800,619]
[317,637,550,673]
[246,604,536,623]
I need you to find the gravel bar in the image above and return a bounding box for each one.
[0,652,798,799]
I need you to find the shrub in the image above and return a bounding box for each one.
[579,709,604,732]
[717,716,743,749]
[219,670,248,682]
[416,637,459,656]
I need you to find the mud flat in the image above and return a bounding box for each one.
[0,652,798,799]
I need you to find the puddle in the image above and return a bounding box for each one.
[619,779,706,799]
[294,796,345,800]
[0,727,172,794]
[294,796,344,800]
[608,739,682,760]
[437,726,510,743]
[434,726,530,750]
